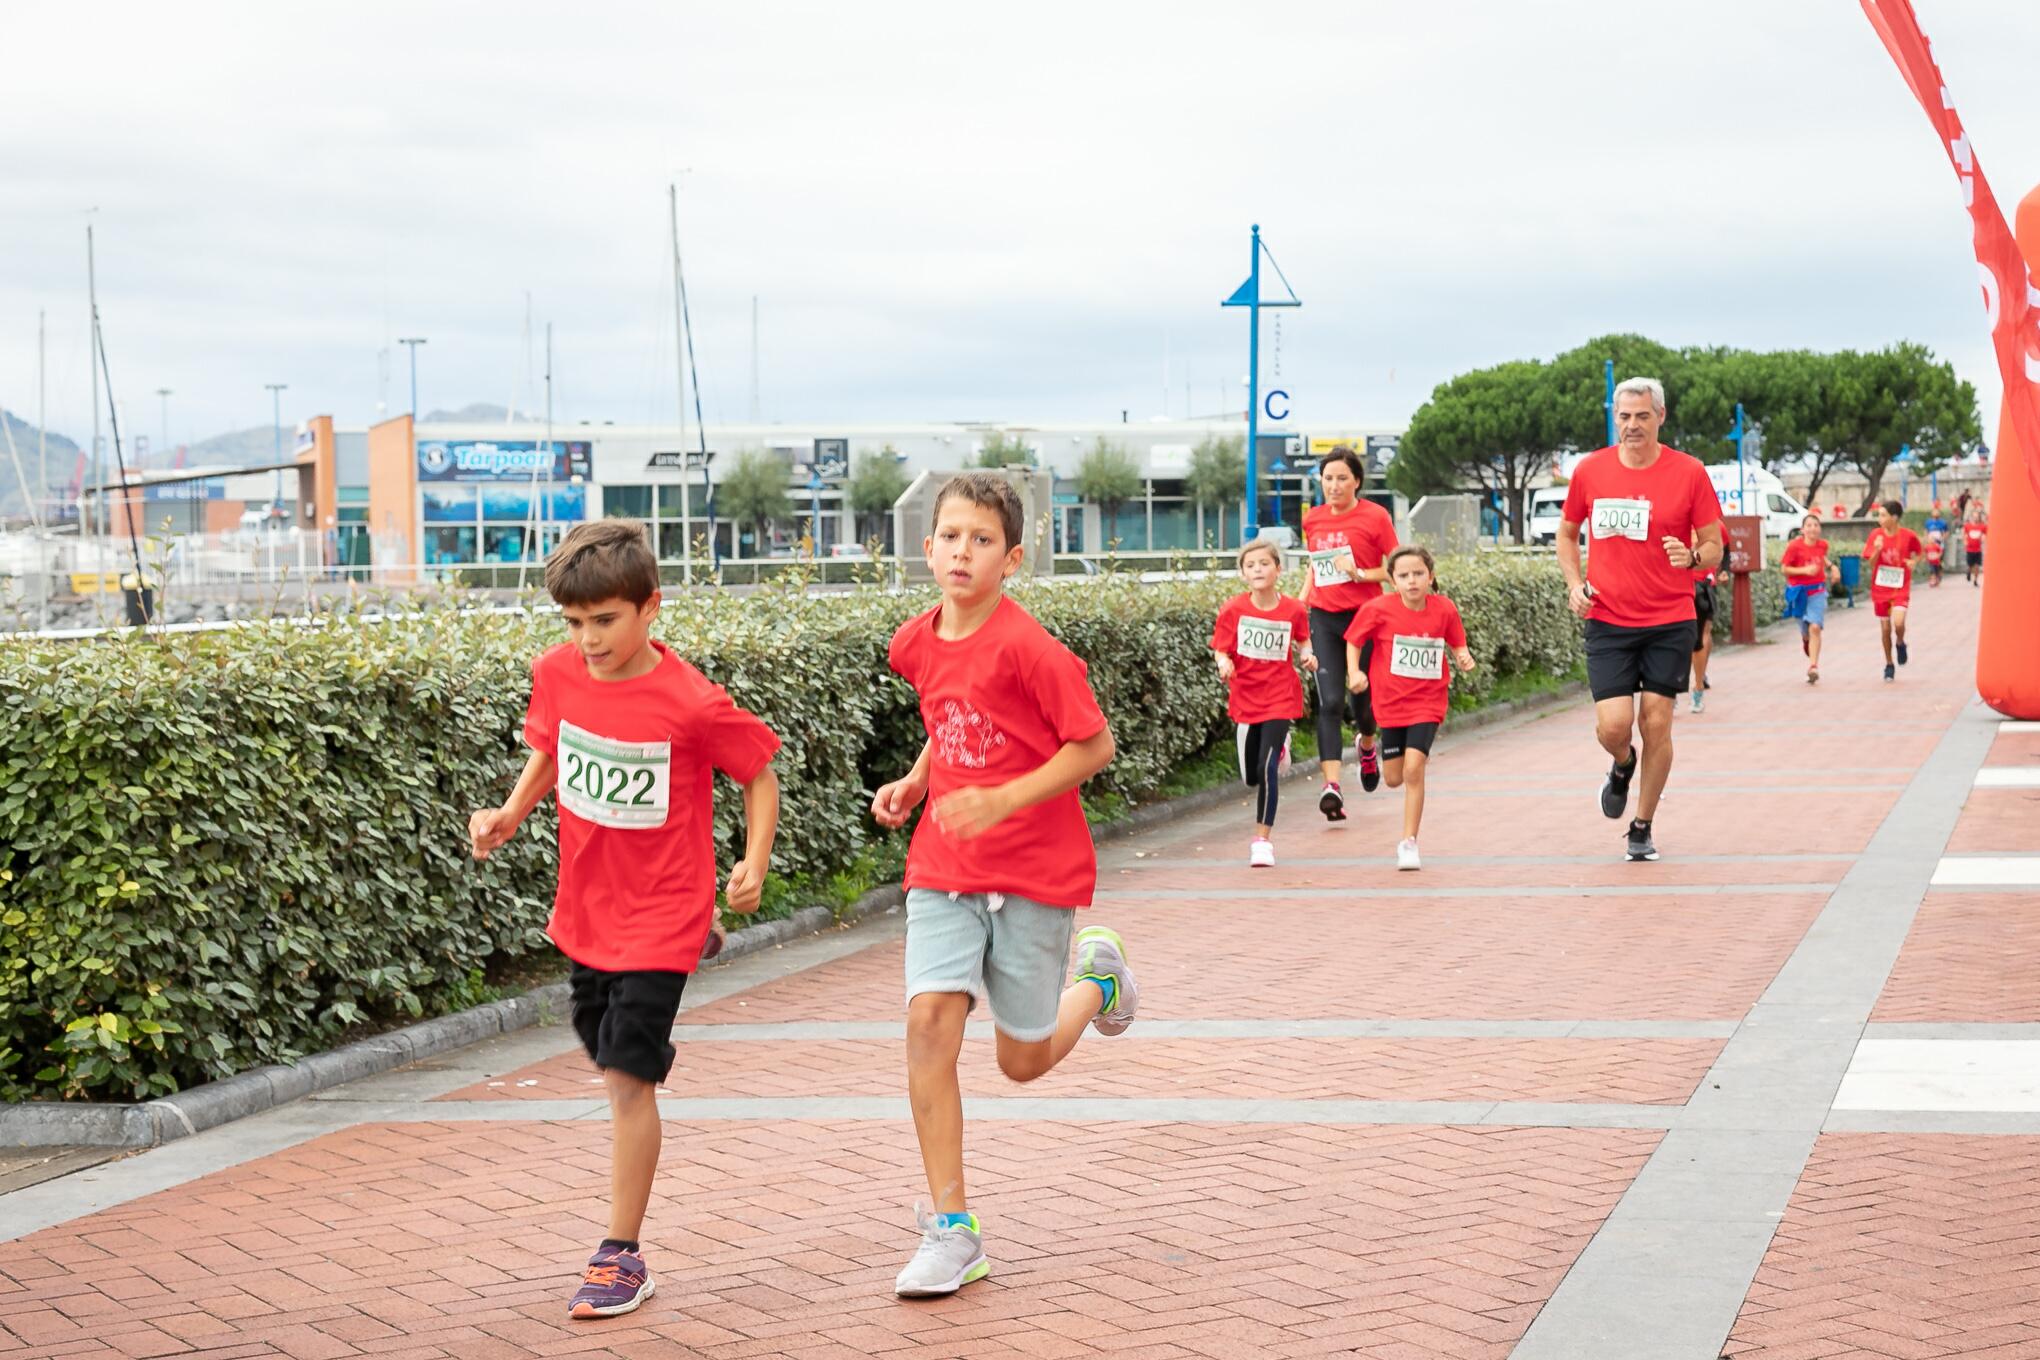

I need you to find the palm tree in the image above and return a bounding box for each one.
[1184,434,1245,547]
[716,449,792,555]
[1075,438,1143,547]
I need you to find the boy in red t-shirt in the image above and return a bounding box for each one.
[1341,545,1474,871]
[1862,499,1923,681]
[468,520,781,1320]
[1963,513,1987,585]
[1211,537,1316,867]
[872,473,1137,1298]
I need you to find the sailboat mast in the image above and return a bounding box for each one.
[671,183,693,584]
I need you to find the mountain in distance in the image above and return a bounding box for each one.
[422,402,510,423]
[0,409,82,516]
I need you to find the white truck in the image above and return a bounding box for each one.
[1709,464,1812,542]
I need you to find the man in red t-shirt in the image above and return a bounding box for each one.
[1558,377,1725,863]
[1863,499,1923,681]
[871,473,1139,1299]
[469,520,782,1320]
[1962,512,1988,586]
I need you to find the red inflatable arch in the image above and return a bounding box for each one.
[1976,183,2040,720]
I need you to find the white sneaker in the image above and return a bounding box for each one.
[1249,838,1275,868]
[1396,838,1421,871]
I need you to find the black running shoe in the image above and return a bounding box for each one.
[1625,818,1659,862]
[1358,744,1381,793]
[1896,640,1908,666]
[1884,663,1896,683]
[1319,783,1346,822]
[1599,745,1637,820]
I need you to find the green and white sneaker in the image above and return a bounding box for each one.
[1074,925,1139,1036]
[895,1208,988,1297]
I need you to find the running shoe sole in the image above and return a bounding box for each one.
[896,1255,989,1298]
[1075,926,1138,1036]
[570,1276,655,1319]
[1318,788,1344,821]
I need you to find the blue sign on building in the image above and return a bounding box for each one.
[417,440,592,483]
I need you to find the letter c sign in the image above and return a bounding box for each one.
[1264,389,1290,422]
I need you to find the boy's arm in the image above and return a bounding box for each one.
[723,765,780,914]
[469,748,556,859]
[930,727,1114,842]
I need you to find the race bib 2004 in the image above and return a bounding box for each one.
[1589,497,1652,542]
[1235,617,1292,662]
[1309,548,1349,586]
[558,719,671,829]
[1389,635,1447,681]
[1874,564,1907,589]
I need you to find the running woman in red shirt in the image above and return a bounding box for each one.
[1341,545,1475,871]
[1298,446,1398,821]
[1558,377,1725,863]
[1863,499,1923,682]
[1212,537,1316,867]
[469,520,783,1319]
[872,473,1138,1298]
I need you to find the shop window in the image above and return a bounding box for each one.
[483,526,534,563]
[607,484,654,519]
[424,527,476,564]
[421,486,478,523]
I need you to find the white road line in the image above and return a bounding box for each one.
[1931,856,2040,887]
[1974,766,2040,788]
[1834,1040,2040,1113]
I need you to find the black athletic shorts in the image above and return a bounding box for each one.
[1585,619,1692,701]
[569,961,688,1085]
[1691,580,1715,651]
[1378,722,1439,761]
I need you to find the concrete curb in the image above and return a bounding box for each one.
[0,674,1612,1152]
[0,884,907,1151]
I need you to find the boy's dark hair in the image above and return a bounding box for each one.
[1385,543,1436,579]
[1319,445,1367,486]
[931,472,1024,551]
[544,519,659,606]
[1881,499,1904,519]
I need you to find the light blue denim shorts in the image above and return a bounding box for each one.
[1800,590,1828,629]
[903,888,1076,1041]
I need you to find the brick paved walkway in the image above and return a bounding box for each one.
[5,582,2035,1359]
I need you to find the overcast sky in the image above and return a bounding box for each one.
[5,1,2038,458]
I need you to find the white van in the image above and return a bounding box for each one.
[1709,465,1810,541]
[1527,487,1571,544]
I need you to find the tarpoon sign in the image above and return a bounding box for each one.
[418,440,593,483]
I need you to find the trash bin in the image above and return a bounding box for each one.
[1837,555,1861,607]
[119,572,156,627]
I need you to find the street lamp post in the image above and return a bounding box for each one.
[156,388,172,464]
[265,382,288,516]
[398,338,427,416]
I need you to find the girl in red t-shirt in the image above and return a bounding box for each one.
[1340,545,1475,871]
[1211,538,1316,867]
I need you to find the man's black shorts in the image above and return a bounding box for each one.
[1378,722,1439,762]
[568,961,687,1085]
[1585,619,1692,701]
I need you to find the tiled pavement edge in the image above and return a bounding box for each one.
[4,583,2036,1359]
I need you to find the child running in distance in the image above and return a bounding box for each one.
[1211,537,1317,867]
[1778,513,1830,684]
[1340,545,1475,871]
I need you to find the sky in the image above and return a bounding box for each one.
[4,1,2038,463]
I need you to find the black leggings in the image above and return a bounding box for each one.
[1308,607,1377,759]
[1238,719,1290,827]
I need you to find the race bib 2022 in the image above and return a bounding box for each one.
[557,720,671,829]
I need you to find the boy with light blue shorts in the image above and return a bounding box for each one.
[871,473,1140,1298]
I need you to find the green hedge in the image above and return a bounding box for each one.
[1,553,1733,1100]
